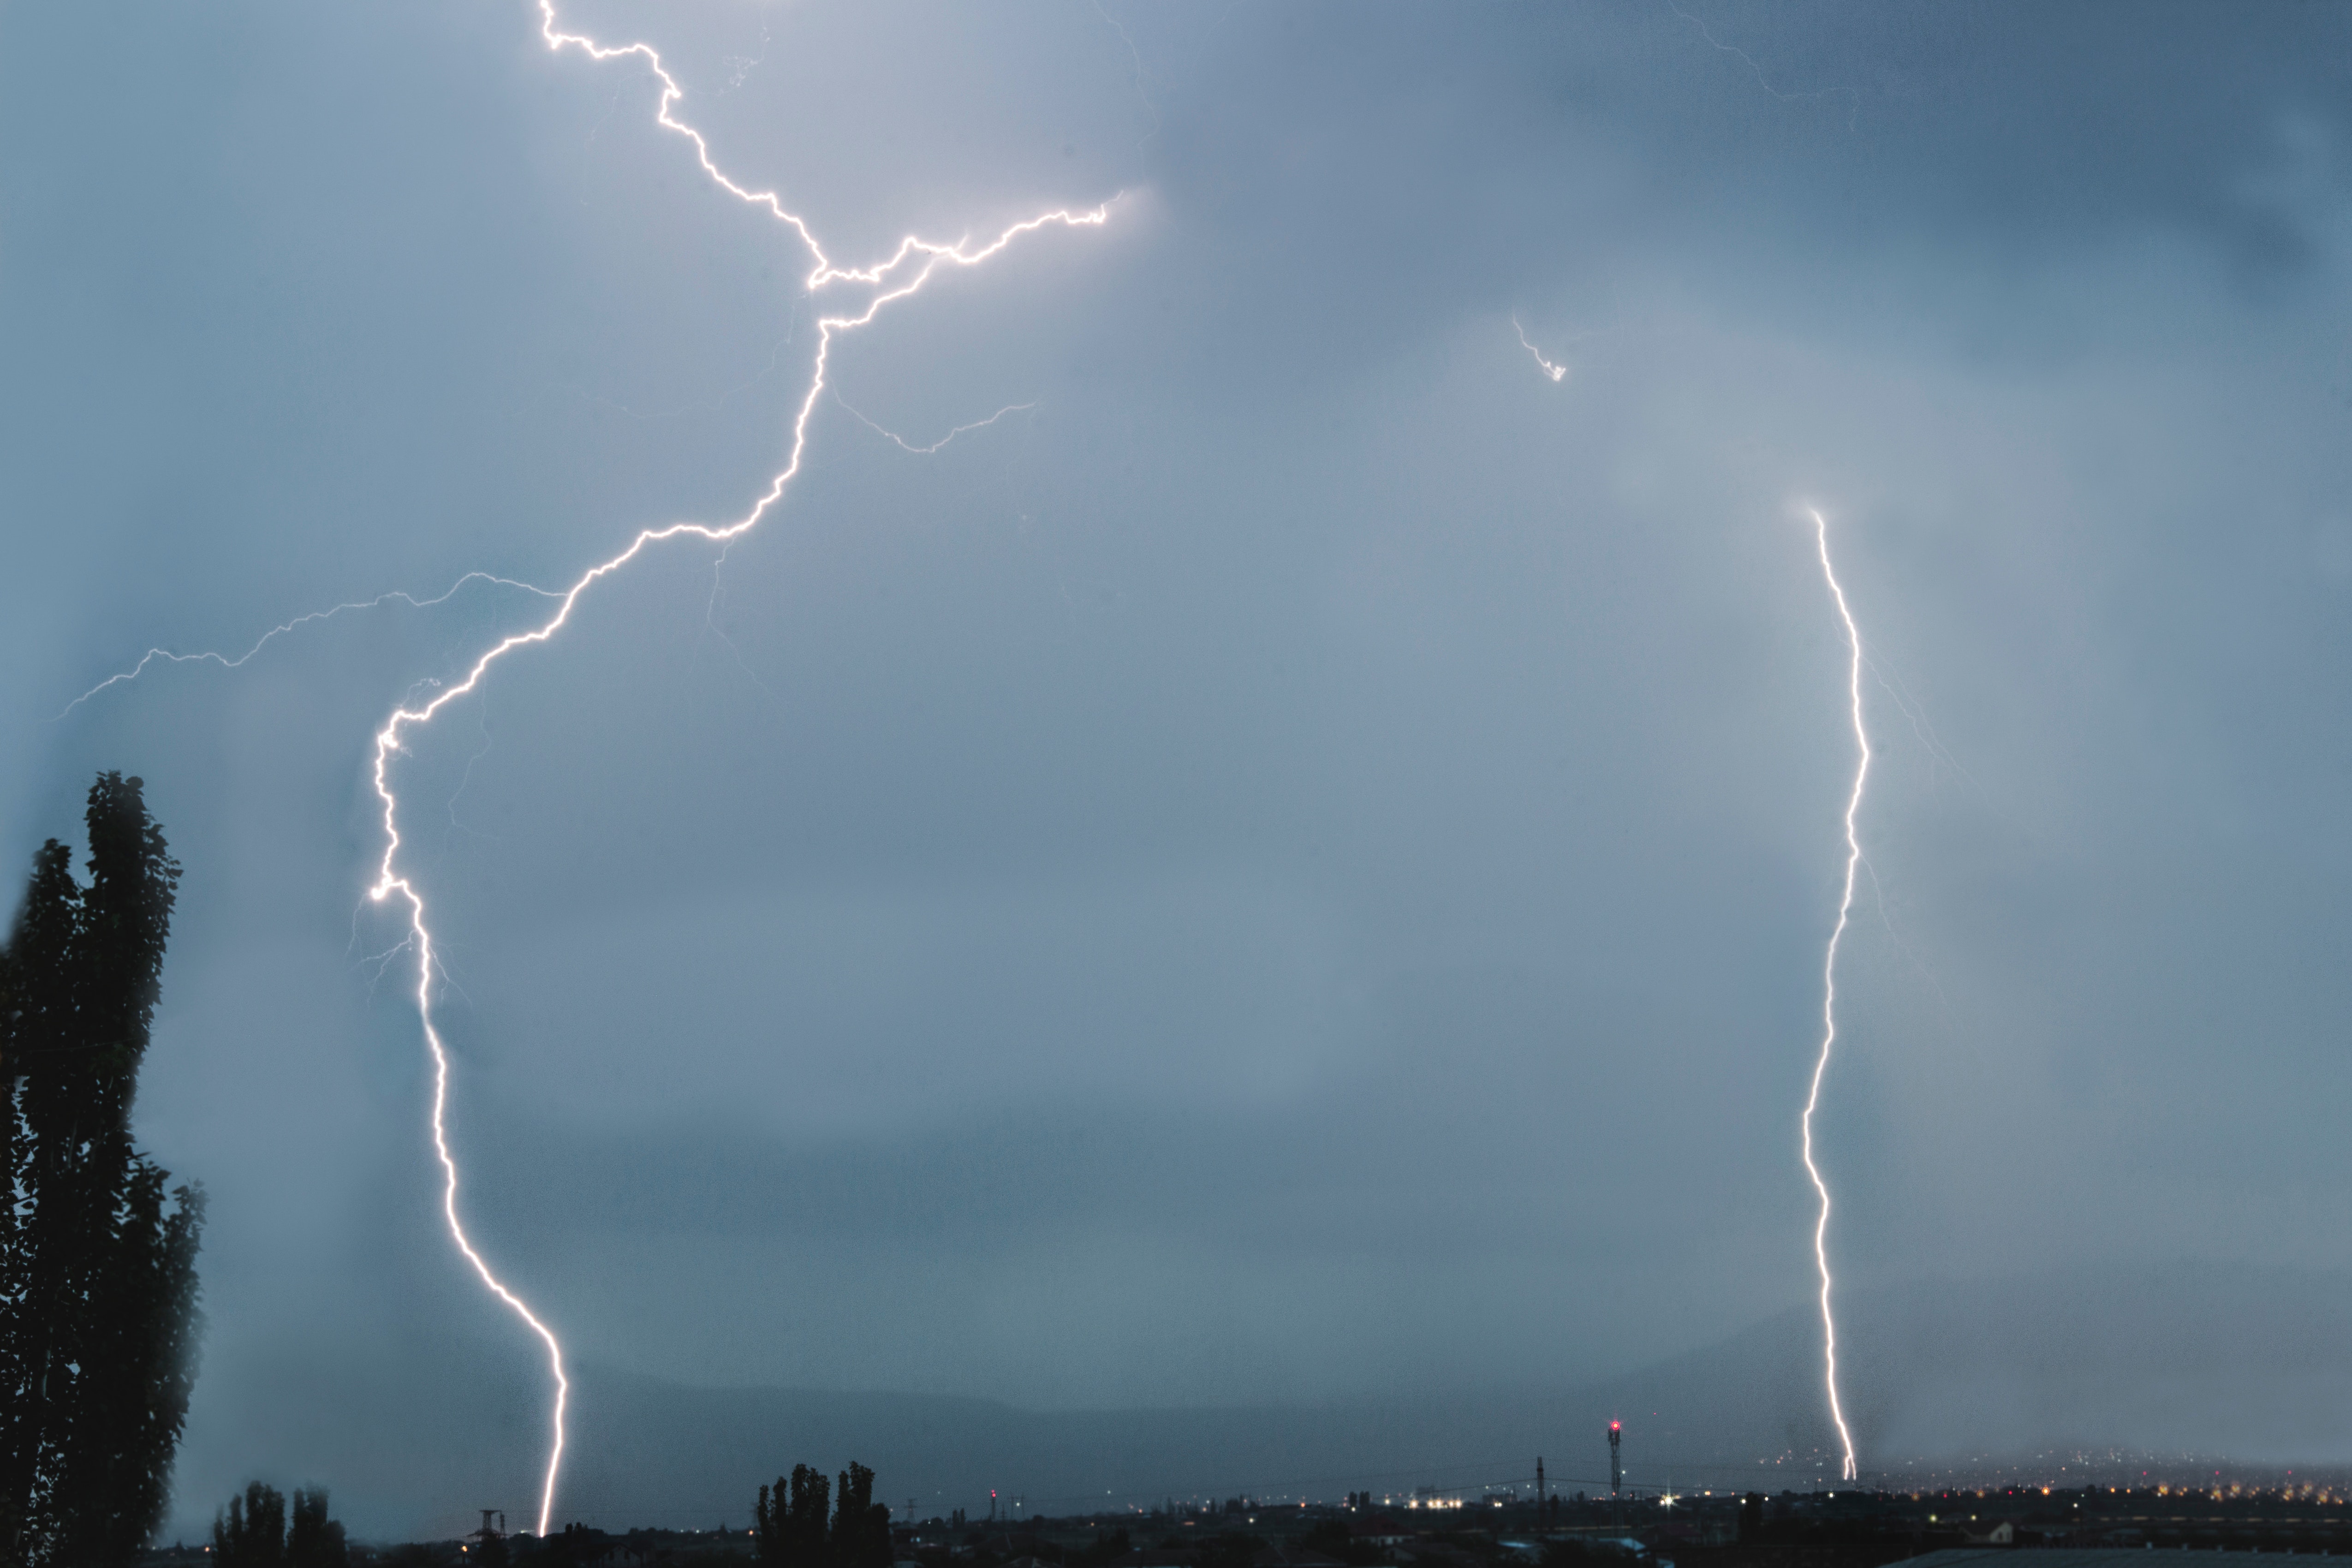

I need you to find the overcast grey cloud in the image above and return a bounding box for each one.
[6,0,2352,1542]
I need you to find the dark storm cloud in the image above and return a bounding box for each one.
[5,0,2352,1542]
[1071,2,2352,383]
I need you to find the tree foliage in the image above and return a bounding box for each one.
[0,774,206,1567]
[212,1483,348,1568]
[214,1483,286,1567]
[756,1461,893,1568]
[833,1461,893,1568]
[287,1487,351,1568]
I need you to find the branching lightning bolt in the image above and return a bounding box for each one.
[357,7,1111,1534]
[1665,0,1862,132]
[57,572,560,720]
[1512,316,1568,383]
[1802,506,1864,1484]
[834,392,1039,455]
[49,1,1112,1537]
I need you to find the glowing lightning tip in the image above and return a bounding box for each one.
[1512,316,1568,383]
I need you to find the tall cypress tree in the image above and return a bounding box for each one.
[286,1487,349,1568]
[756,1465,840,1568]
[833,1461,892,1568]
[0,774,205,1567]
[756,1462,893,1568]
[211,1483,345,1568]
[213,1483,287,1568]
[788,1464,833,1568]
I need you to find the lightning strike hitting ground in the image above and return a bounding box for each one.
[1513,316,1567,382]
[60,1,1112,1537]
[356,8,1112,1531]
[1803,506,1866,1484]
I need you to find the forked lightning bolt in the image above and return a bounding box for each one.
[377,5,1106,1533]
[71,0,1111,1538]
[1803,506,1864,1483]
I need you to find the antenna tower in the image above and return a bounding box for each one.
[1608,1422,1623,1534]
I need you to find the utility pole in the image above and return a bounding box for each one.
[1536,1457,1546,1523]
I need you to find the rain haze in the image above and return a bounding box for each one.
[5,0,2352,1543]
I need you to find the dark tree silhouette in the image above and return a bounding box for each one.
[286,1487,350,1568]
[0,774,206,1567]
[757,1461,892,1568]
[756,1479,783,1564]
[211,1482,347,1568]
[756,1468,823,1566]
[834,1462,893,1568]
[214,1483,287,1567]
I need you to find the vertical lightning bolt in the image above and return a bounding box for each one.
[346,4,1113,1536]
[1802,506,1864,1484]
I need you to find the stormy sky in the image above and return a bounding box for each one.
[6,0,2352,1541]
